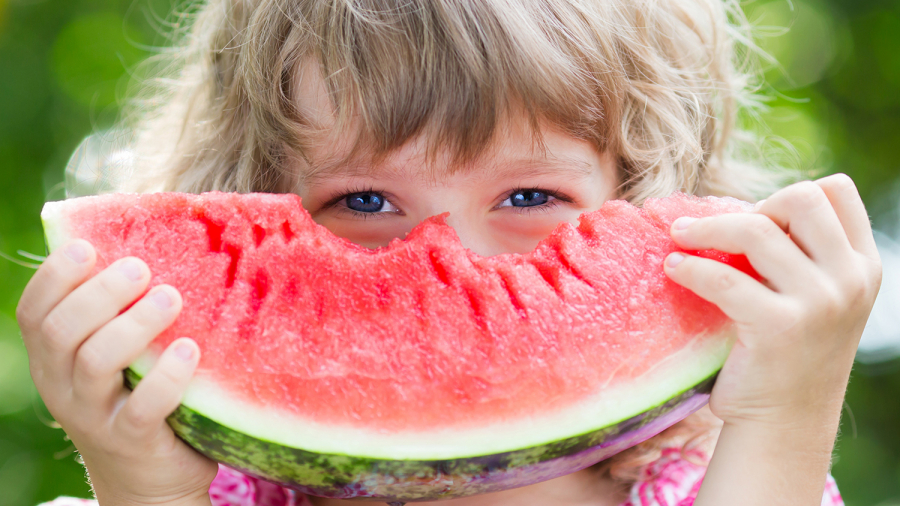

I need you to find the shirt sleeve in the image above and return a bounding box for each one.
[207,465,312,506]
[618,448,845,506]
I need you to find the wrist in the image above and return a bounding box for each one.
[720,393,845,444]
[712,373,848,440]
[695,417,838,506]
[721,416,838,461]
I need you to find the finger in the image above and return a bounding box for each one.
[815,174,879,260]
[664,252,783,325]
[38,257,150,383]
[72,285,183,409]
[758,181,855,269]
[670,213,817,294]
[16,240,96,343]
[115,338,199,440]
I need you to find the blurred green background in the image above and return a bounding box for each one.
[1,0,899,505]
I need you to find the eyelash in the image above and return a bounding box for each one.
[324,186,571,218]
[325,185,399,220]
[498,187,571,215]
[508,197,562,215]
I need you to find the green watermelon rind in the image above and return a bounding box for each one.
[124,367,718,500]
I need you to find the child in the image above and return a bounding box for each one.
[17,0,880,505]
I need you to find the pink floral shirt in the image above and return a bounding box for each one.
[42,450,844,506]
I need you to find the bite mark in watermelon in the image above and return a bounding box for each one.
[40,192,754,501]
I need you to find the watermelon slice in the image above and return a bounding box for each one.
[40,192,753,502]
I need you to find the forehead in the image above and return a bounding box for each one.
[293,61,602,184]
[305,151,598,187]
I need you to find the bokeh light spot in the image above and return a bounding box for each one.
[761,104,828,171]
[750,0,839,89]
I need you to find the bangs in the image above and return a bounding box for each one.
[303,0,611,169]
[135,0,775,205]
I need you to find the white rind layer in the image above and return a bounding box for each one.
[130,332,732,460]
[41,201,70,252]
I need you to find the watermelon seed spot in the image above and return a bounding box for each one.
[555,249,595,289]
[252,224,266,247]
[464,288,488,333]
[375,282,390,307]
[251,269,268,310]
[282,221,295,242]
[386,502,405,506]
[429,251,451,286]
[533,261,563,297]
[498,274,527,319]
[198,215,224,252]
[224,243,241,288]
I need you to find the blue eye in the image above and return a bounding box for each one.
[346,192,385,213]
[510,190,549,207]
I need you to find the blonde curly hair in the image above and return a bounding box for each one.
[122,0,789,201]
[111,0,789,488]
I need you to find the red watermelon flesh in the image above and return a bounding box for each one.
[42,192,753,435]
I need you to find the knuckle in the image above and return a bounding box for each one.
[130,298,169,330]
[155,366,184,391]
[39,257,73,284]
[745,215,780,241]
[74,342,110,380]
[817,282,845,314]
[789,181,828,208]
[121,402,154,431]
[16,301,36,332]
[828,173,856,191]
[708,268,738,292]
[849,260,881,305]
[768,302,802,333]
[865,256,883,292]
[40,312,73,352]
[95,269,125,298]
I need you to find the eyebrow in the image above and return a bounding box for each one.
[304,156,596,184]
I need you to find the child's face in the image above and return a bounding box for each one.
[292,72,618,256]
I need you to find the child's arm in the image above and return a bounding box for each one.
[16,242,218,506]
[663,174,880,505]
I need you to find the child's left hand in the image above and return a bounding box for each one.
[664,174,882,431]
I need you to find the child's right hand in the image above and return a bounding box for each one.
[16,239,217,506]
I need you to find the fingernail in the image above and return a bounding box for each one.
[667,253,685,268]
[148,289,172,310]
[174,340,195,362]
[118,259,144,282]
[65,242,88,263]
[754,199,767,211]
[673,217,697,230]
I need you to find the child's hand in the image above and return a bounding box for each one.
[665,174,881,429]
[16,240,217,506]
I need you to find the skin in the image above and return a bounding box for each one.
[16,74,882,506]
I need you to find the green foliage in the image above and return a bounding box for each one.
[1,0,899,505]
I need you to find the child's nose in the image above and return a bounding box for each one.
[441,214,500,258]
